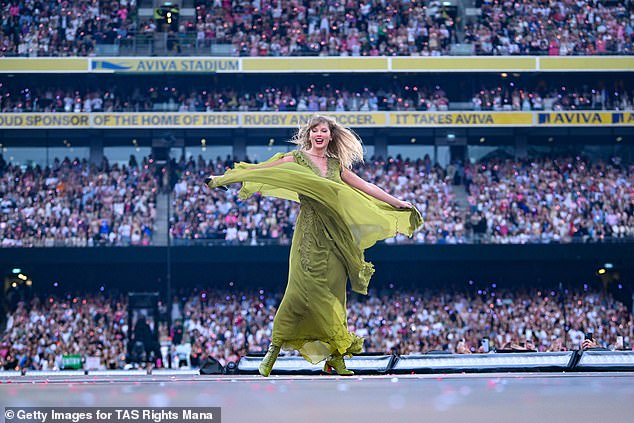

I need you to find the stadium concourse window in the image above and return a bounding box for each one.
[103,147,152,167]
[467,146,513,163]
[388,146,448,166]
[526,144,631,162]
[246,145,295,163]
[183,146,233,163]
[1,147,89,167]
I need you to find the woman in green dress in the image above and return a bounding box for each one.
[206,115,422,376]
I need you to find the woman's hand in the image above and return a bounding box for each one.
[204,175,228,191]
[204,175,216,187]
[394,200,413,209]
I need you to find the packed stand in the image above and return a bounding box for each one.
[3,81,633,113]
[464,156,634,243]
[186,0,456,56]
[172,153,634,245]
[2,0,633,57]
[472,84,634,111]
[1,286,631,371]
[1,153,632,246]
[0,83,450,113]
[1,293,130,370]
[171,155,299,245]
[0,0,458,57]
[169,154,462,245]
[0,0,137,57]
[465,0,634,55]
[0,155,157,247]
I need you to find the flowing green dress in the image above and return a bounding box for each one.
[210,150,423,364]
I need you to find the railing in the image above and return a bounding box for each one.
[107,36,634,57]
[112,34,233,57]
[169,234,634,247]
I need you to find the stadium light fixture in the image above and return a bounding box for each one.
[12,268,21,274]
[597,268,606,275]
[392,352,576,374]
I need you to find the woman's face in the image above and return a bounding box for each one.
[308,122,331,153]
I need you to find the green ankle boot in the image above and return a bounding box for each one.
[323,354,354,376]
[258,344,280,377]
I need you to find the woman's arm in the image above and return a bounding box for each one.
[341,168,412,209]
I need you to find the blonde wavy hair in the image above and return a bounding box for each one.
[290,115,364,169]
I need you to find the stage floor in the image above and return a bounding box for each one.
[2,373,633,423]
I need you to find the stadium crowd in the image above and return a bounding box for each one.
[1,0,632,57]
[0,150,631,246]
[1,152,631,246]
[0,0,137,57]
[169,154,462,244]
[467,0,633,55]
[170,154,633,245]
[2,82,633,113]
[1,286,631,371]
[0,83,451,113]
[193,0,457,56]
[471,84,633,112]
[464,156,634,244]
[0,155,157,247]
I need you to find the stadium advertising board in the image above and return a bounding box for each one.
[242,57,388,72]
[90,58,241,72]
[0,58,88,72]
[537,112,634,125]
[240,112,386,127]
[539,56,634,71]
[391,112,533,126]
[0,113,240,128]
[0,113,91,128]
[2,57,634,73]
[391,57,537,72]
[91,113,240,127]
[2,112,633,129]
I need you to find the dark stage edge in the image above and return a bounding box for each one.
[1,373,633,423]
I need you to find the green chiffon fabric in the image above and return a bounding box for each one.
[210,151,423,364]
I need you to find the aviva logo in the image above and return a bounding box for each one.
[91,60,133,71]
[538,112,610,125]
